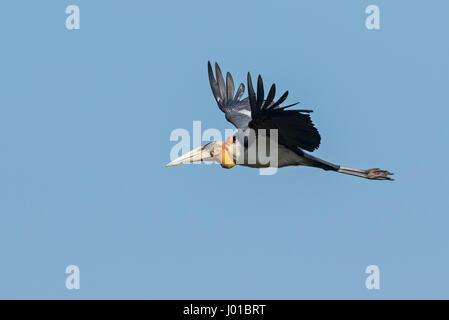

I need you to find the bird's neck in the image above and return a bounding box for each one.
[221,140,235,169]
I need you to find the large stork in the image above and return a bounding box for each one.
[166,62,393,181]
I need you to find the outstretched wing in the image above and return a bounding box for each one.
[207,62,321,152]
[247,73,321,153]
[208,62,252,129]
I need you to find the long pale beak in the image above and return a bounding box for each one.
[166,145,214,167]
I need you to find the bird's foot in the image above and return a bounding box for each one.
[366,168,394,181]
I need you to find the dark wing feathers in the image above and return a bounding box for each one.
[256,75,264,110]
[233,83,245,104]
[226,72,234,102]
[267,90,289,110]
[264,84,276,110]
[208,62,222,106]
[246,72,321,152]
[208,61,251,129]
[246,72,257,118]
[208,61,321,152]
[215,64,226,104]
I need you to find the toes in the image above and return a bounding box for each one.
[366,169,394,181]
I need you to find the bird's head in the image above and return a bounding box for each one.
[166,136,235,169]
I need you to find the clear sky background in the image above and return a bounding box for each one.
[1,0,448,299]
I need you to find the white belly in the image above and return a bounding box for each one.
[229,134,310,168]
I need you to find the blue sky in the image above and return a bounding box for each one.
[1,0,448,299]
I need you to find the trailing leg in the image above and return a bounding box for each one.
[338,166,394,181]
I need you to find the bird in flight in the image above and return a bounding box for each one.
[166,62,393,181]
